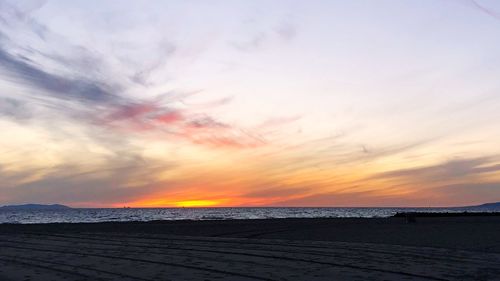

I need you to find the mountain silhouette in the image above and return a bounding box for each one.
[0,204,71,210]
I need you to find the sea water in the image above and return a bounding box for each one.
[0,207,478,224]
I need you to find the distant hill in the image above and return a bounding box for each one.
[469,202,500,210]
[0,204,71,210]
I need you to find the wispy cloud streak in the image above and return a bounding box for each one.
[468,0,500,20]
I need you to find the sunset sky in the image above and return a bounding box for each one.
[1,0,500,207]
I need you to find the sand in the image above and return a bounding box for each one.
[0,216,499,280]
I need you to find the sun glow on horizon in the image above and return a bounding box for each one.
[175,200,221,207]
[125,198,227,208]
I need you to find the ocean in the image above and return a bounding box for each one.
[0,207,480,224]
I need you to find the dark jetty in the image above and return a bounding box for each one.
[393,211,500,217]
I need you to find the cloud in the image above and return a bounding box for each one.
[466,0,500,21]
[231,19,297,52]
[428,181,500,206]
[0,157,174,207]
[372,157,500,182]
[269,189,414,207]
[1,2,276,207]
[265,156,500,207]
[353,138,439,163]
[129,40,177,87]
[275,22,297,41]
[106,102,159,121]
[0,97,32,120]
[186,116,229,129]
[266,137,436,177]
[232,32,267,52]
[181,96,234,110]
[0,2,121,106]
[189,133,266,149]
[257,115,301,129]
[0,2,269,152]
[242,186,310,199]
[102,101,267,149]
[0,46,121,104]
[153,111,184,124]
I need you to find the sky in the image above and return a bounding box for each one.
[1,0,500,207]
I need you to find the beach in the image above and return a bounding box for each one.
[1,216,500,280]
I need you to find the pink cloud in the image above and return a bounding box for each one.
[153,111,184,124]
[100,100,267,149]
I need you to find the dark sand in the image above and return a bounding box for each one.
[1,216,500,280]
